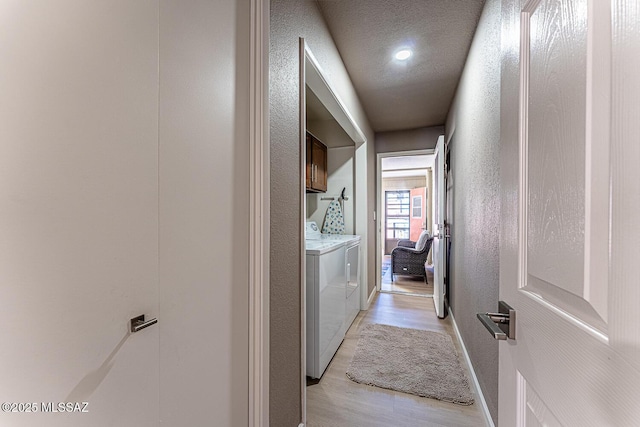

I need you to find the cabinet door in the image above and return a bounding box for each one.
[311,139,327,192]
[305,132,328,193]
[306,134,313,190]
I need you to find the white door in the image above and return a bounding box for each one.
[0,2,159,426]
[499,0,640,425]
[432,135,446,318]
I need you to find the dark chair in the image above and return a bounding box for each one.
[391,230,433,283]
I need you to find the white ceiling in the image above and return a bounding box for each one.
[381,154,434,178]
[317,0,485,133]
[382,155,432,170]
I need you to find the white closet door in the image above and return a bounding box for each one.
[0,2,159,425]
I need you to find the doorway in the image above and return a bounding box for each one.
[377,151,435,296]
[300,40,369,425]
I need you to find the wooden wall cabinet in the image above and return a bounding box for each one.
[306,131,327,193]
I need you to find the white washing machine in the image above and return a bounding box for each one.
[305,221,360,378]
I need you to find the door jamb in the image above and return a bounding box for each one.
[249,1,270,426]
[299,40,367,427]
[376,149,434,293]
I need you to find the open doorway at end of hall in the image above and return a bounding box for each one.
[377,151,435,296]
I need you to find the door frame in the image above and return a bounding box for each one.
[376,150,434,293]
[248,0,270,426]
[299,40,368,427]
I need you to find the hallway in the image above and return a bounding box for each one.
[306,292,486,427]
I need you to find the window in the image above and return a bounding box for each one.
[412,195,422,218]
[385,190,410,239]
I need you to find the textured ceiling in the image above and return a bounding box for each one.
[317,0,485,132]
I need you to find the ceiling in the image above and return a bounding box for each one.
[381,154,434,178]
[382,155,433,171]
[316,0,485,133]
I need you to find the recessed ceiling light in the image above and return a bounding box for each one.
[395,49,412,61]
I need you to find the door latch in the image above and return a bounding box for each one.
[477,301,515,340]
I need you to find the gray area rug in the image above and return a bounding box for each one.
[346,324,474,405]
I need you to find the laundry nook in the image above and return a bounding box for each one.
[305,221,360,378]
[304,69,364,379]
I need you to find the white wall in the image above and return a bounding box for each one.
[158,0,250,425]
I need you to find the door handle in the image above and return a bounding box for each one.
[477,301,515,340]
[130,314,158,333]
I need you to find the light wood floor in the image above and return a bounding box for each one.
[306,292,487,427]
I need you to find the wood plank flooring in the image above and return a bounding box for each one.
[306,292,487,427]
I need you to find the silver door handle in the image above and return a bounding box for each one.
[477,313,508,340]
[477,301,515,340]
[130,314,158,333]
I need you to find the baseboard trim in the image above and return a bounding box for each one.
[367,287,376,307]
[449,308,496,427]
